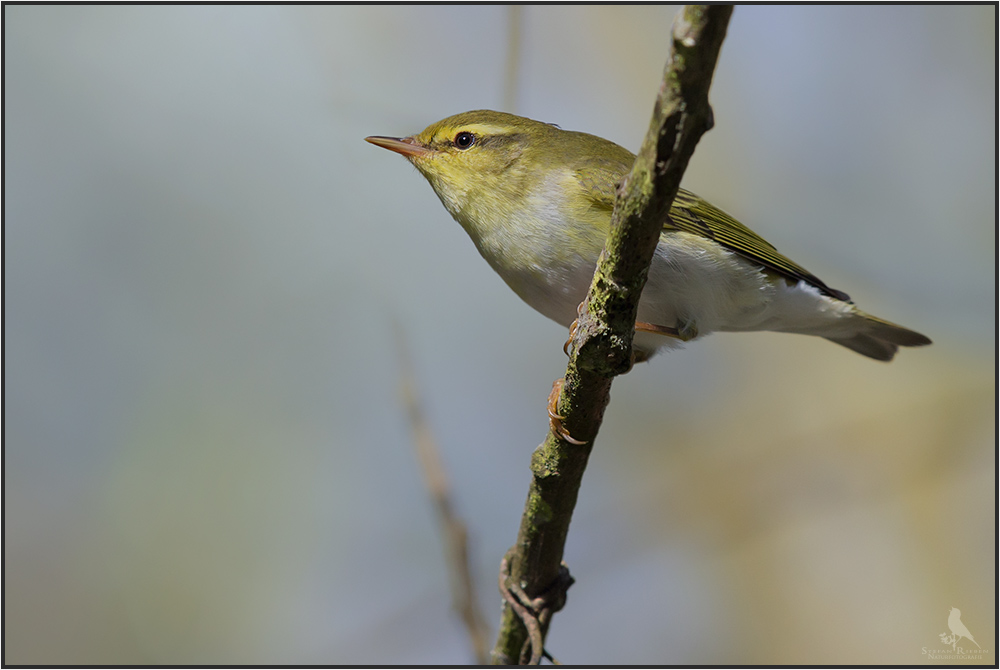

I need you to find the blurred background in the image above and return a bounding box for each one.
[4,5,995,664]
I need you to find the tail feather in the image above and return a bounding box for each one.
[825,313,932,361]
[825,333,900,361]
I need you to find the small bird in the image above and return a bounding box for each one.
[948,607,981,649]
[367,110,931,362]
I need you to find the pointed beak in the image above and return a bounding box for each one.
[365,135,433,158]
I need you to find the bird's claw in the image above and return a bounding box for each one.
[563,318,580,357]
[547,379,587,445]
[564,300,587,357]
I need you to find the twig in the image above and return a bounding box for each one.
[394,326,491,664]
[490,5,733,664]
[503,5,523,113]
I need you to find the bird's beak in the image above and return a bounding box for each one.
[365,135,433,158]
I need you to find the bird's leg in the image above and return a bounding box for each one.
[635,319,699,342]
[547,379,587,445]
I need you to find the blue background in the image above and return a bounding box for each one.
[4,5,995,664]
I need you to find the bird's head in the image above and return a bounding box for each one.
[366,110,565,222]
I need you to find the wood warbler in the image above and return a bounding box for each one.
[367,110,931,361]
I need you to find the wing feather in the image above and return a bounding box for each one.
[573,160,851,303]
[668,189,851,302]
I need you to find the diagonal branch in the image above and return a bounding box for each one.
[490,5,733,664]
[394,325,491,664]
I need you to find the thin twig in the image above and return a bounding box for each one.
[394,325,491,664]
[490,5,733,664]
[503,5,523,113]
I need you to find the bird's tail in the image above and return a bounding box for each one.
[824,312,932,361]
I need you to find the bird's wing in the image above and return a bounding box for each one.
[668,189,851,302]
[574,159,624,212]
[573,169,851,303]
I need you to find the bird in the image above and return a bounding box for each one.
[366,110,931,362]
[948,607,981,649]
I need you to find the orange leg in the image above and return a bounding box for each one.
[635,319,698,341]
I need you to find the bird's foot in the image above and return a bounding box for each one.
[547,378,587,445]
[562,318,580,357]
[563,301,590,356]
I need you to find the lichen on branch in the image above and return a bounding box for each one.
[490,5,733,665]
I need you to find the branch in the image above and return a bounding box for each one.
[394,325,491,664]
[503,6,523,113]
[490,6,733,664]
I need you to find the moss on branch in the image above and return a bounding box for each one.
[490,5,733,664]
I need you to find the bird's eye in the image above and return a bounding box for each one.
[453,131,476,150]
